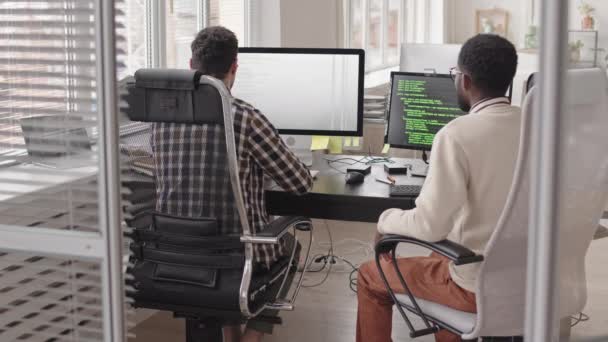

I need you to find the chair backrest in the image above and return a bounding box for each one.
[470,68,608,338]
[122,69,251,237]
[121,70,263,317]
[526,72,537,95]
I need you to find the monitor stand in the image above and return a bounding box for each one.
[294,149,314,167]
[411,150,430,177]
[283,135,314,167]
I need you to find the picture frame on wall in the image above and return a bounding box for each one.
[476,8,510,37]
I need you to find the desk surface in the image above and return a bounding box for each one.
[266,154,426,223]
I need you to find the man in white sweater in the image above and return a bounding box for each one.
[356,34,520,342]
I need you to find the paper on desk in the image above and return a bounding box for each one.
[382,144,390,154]
[328,137,343,154]
[310,136,330,150]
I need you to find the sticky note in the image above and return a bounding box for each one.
[352,137,360,147]
[343,137,352,147]
[382,144,390,154]
[310,136,329,150]
[328,137,343,154]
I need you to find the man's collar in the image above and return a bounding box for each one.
[470,97,510,114]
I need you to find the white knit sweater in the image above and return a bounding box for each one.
[378,97,521,292]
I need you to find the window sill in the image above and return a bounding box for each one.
[364,65,399,88]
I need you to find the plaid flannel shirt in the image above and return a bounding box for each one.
[151,97,313,269]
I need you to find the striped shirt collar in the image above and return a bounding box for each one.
[469,97,511,114]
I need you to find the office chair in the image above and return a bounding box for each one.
[525,73,537,95]
[120,69,313,341]
[375,68,608,341]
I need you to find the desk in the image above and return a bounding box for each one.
[266,155,426,223]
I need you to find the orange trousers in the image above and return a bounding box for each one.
[356,253,476,342]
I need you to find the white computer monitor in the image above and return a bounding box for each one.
[232,48,364,136]
[400,43,462,74]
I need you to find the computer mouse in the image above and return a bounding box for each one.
[345,171,365,185]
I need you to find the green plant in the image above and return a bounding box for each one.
[569,40,585,51]
[578,3,596,16]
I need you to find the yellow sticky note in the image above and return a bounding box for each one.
[352,137,360,147]
[310,136,329,151]
[382,144,390,154]
[328,137,343,154]
[343,137,352,147]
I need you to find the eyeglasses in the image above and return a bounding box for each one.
[449,67,463,82]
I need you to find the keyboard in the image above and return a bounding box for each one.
[389,184,422,197]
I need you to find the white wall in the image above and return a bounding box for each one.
[279,0,343,48]
[447,0,532,47]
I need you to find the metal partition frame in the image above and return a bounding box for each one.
[525,1,569,341]
[96,0,127,341]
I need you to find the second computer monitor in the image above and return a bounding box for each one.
[232,48,364,136]
[386,72,466,150]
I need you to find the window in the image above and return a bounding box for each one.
[0,1,100,157]
[121,0,248,70]
[347,0,404,71]
[387,0,401,64]
[348,0,446,72]
[209,0,247,45]
[367,0,383,68]
[166,0,200,68]
[350,0,364,49]
[124,0,148,75]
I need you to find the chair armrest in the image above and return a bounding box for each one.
[241,216,312,244]
[375,235,484,266]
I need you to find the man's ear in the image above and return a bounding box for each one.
[189,58,193,70]
[231,61,238,75]
[463,73,473,91]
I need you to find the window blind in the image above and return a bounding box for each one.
[0,1,132,341]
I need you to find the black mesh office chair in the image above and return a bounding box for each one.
[120,69,313,341]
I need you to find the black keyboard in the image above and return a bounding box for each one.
[389,184,422,197]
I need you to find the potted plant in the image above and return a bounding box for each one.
[578,2,596,30]
[569,40,585,64]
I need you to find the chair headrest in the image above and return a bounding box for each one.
[135,69,202,90]
[121,69,225,125]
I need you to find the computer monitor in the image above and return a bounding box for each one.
[232,48,364,136]
[386,72,466,151]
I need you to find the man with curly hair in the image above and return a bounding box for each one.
[356,34,520,342]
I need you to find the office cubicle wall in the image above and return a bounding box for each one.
[0,1,130,341]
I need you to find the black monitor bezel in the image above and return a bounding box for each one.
[237,47,365,137]
[385,71,463,151]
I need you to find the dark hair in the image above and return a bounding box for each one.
[458,34,518,96]
[191,26,238,78]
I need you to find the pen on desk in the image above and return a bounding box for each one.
[386,175,396,184]
[375,177,393,185]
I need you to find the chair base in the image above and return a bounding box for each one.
[186,318,223,342]
[181,314,283,342]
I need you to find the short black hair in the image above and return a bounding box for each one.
[191,26,238,78]
[458,34,518,96]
